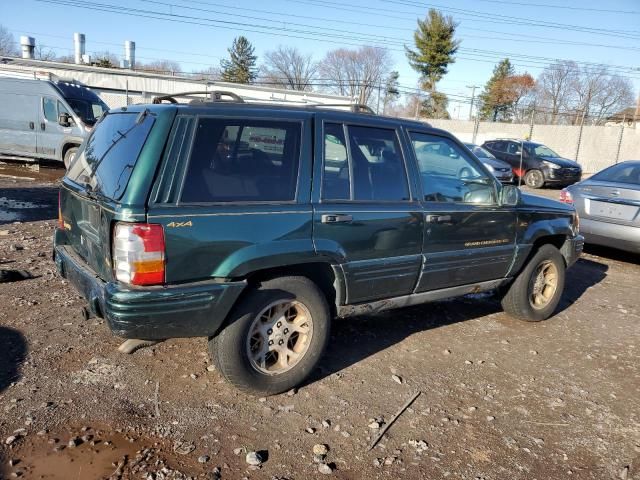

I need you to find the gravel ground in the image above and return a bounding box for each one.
[1,164,639,479]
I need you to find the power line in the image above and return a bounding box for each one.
[475,0,640,15]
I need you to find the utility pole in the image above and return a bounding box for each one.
[466,85,479,120]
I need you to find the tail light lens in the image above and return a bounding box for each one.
[513,168,526,178]
[113,223,165,286]
[560,189,573,204]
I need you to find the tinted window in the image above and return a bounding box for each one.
[66,112,155,200]
[490,141,506,152]
[348,125,409,201]
[592,163,640,185]
[410,132,496,204]
[181,119,300,203]
[506,142,521,154]
[322,123,350,200]
[43,97,57,122]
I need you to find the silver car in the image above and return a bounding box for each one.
[563,161,640,253]
[464,143,514,183]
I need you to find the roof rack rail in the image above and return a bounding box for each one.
[152,90,244,104]
[307,103,375,114]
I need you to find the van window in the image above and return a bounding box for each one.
[322,123,350,200]
[181,119,301,203]
[43,97,57,122]
[66,111,155,200]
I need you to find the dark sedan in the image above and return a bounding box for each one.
[464,143,514,183]
[562,161,640,253]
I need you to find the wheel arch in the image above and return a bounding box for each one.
[61,142,80,162]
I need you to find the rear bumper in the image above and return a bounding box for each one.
[54,244,246,340]
[580,218,640,253]
[561,235,584,267]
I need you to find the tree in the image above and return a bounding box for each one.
[318,46,392,106]
[93,51,119,69]
[0,25,18,56]
[382,71,400,114]
[535,61,578,124]
[34,44,57,61]
[571,66,634,125]
[420,91,450,119]
[140,59,181,74]
[220,36,257,84]
[261,46,317,91]
[478,58,515,121]
[405,9,460,94]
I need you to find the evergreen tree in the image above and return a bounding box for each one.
[220,36,257,84]
[421,91,450,119]
[405,9,460,94]
[382,71,400,113]
[478,58,515,121]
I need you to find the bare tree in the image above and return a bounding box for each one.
[34,44,57,61]
[588,74,634,125]
[194,66,221,81]
[139,59,182,74]
[260,46,317,91]
[0,25,18,56]
[535,61,578,124]
[318,46,393,106]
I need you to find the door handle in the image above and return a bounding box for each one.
[40,122,46,131]
[426,214,453,224]
[321,214,353,224]
[29,121,35,130]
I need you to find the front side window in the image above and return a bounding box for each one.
[506,142,521,155]
[321,123,410,202]
[43,97,57,122]
[181,119,301,203]
[410,132,496,204]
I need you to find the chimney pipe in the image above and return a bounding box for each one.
[124,40,135,69]
[73,33,86,64]
[20,36,35,60]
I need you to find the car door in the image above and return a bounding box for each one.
[408,131,517,292]
[312,116,424,304]
[0,92,38,157]
[37,96,62,159]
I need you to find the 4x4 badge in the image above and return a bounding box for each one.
[166,221,193,228]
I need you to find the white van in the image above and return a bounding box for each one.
[0,77,109,168]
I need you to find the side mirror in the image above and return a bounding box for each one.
[58,113,72,127]
[500,184,520,206]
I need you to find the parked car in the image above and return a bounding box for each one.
[53,92,583,395]
[562,160,640,253]
[482,139,582,189]
[0,77,109,168]
[464,143,514,183]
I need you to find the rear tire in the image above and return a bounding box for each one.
[524,169,544,189]
[209,276,330,396]
[63,147,78,170]
[501,244,565,322]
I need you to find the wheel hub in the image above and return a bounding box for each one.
[529,260,558,310]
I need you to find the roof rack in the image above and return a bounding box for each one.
[307,103,375,114]
[152,90,244,104]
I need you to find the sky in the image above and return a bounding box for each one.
[2,0,639,117]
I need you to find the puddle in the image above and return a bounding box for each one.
[0,197,52,223]
[4,425,201,480]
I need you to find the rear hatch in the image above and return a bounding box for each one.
[60,108,159,280]
[574,181,640,226]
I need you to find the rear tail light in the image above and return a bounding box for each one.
[513,168,526,178]
[113,223,165,286]
[560,189,573,204]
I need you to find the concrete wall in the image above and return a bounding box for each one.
[424,118,639,173]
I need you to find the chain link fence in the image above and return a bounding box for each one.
[424,117,639,173]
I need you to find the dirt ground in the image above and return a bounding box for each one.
[1,161,639,480]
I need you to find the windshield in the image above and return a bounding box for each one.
[592,163,640,185]
[66,111,155,200]
[533,145,560,158]
[66,98,109,126]
[468,145,496,159]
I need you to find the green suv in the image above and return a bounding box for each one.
[54,92,584,395]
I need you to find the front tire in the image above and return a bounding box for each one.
[524,169,545,189]
[501,244,566,322]
[209,276,330,395]
[63,147,78,170]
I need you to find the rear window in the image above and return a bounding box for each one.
[66,111,155,200]
[180,118,301,203]
[592,163,640,185]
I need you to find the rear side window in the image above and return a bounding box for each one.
[321,123,410,202]
[181,119,301,203]
[66,111,155,200]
